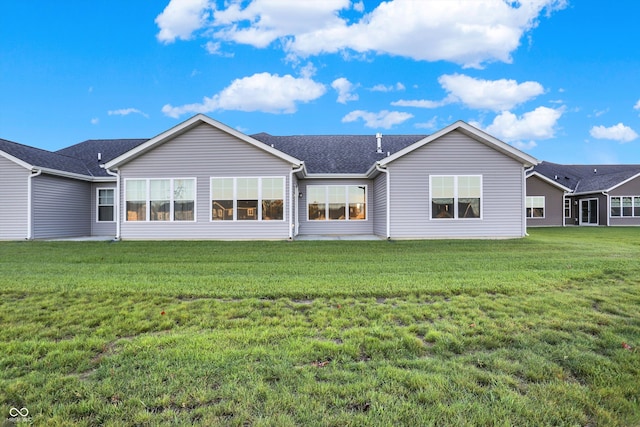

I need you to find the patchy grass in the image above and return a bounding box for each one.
[0,228,639,426]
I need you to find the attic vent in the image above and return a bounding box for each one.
[376,133,383,153]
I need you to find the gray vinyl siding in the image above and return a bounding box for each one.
[373,173,388,237]
[297,178,374,236]
[387,130,526,238]
[0,156,29,240]
[526,175,566,227]
[91,182,117,237]
[118,123,294,240]
[32,174,91,239]
[609,176,640,226]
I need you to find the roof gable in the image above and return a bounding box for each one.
[104,114,302,169]
[533,161,640,194]
[377,121,538,168]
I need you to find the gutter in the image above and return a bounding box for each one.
[289,164,305,240]
[27,169,42,240]
[103,167,121,240]
[375,164,391,239]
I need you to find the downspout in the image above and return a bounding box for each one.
[375,164,391,239]
[289,164,304,240]
[104,168,121,240]
[523,166,534,237]
[603,191,609,227]
[27,169,42,240]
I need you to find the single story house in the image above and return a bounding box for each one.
[526,161,640,226]
[1,114,539,240]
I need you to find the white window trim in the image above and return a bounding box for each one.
[564,198,571,219]
[209,176,287,222]
[124,178,197,222]
[305,185,369,222]
[429,175,483,220]
[526,196,546,219]
[96,187,116,223]
[609,195,640,218]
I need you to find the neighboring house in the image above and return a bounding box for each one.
[1,114,538,240]
[526,161,640,226]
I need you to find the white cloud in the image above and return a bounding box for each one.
[438,74,544,111]
[415,116,439,130]
[108,108,149,118]
[162,72,326,117]
[391,98,452,109]
[634,99,640,111]
[331,77,359,103]
[159,0,567,67]
[288,0,567,67]
[341,110,413,129]
[90,118,99,125]
[155,0,211,43]
[391,74,543,112]
[483,106,563,144]
[589,123,638,143]
[213,0,351,48]
[371,82,405,92]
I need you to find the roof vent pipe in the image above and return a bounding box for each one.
[594,168,597,173]
[97,152,102,161]
[376,133,383,153]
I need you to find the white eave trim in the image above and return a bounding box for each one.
[35,167,97,182]
[303,173,370,180]
[377,120,539,168]
[104,113,303,169]
[527,171,573,192]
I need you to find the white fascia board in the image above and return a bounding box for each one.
[0,150,33,170]
[37,167,95,181]
[378,120,539,168]
[527,171,573,192]
[104,114,303,169]
[303,173,370,180]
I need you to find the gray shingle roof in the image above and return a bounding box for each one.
[251,133,428,174]
[532,161,640,193]
[0,137,148,178]
[56,139,148,177]
[0,138,90,175]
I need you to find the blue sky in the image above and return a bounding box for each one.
[2,0,639,164]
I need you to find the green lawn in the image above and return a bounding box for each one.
[1,228,638,426]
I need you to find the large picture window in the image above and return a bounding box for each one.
[125,178,196,222]
[430,175,481,219]
[97,188,115,222]
[611,196,640,217]
[210,177,285,221]
[308,185,367,221]
[526,196,545,218]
